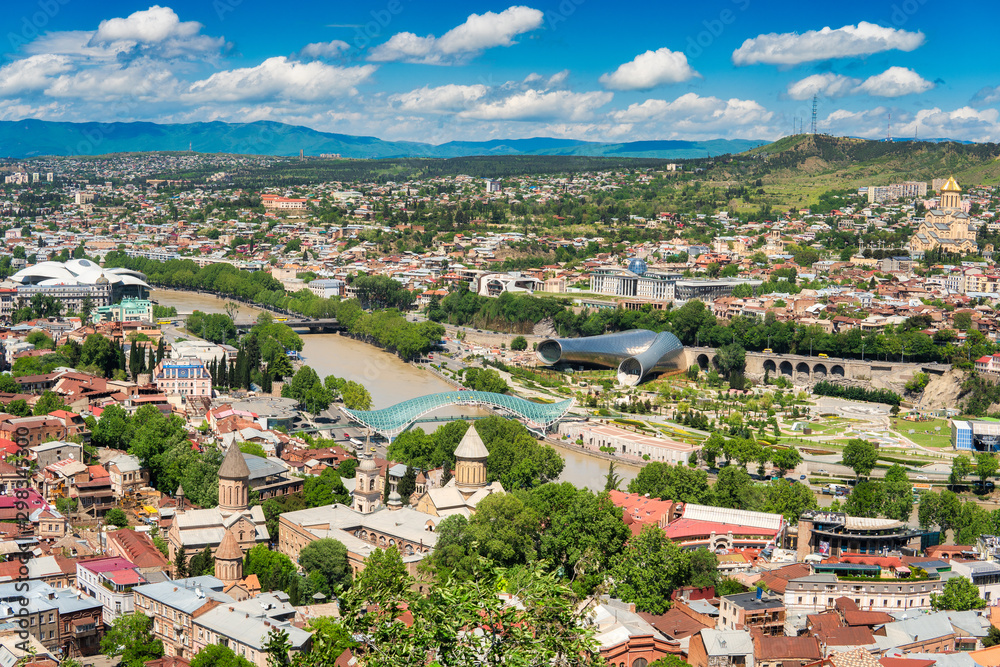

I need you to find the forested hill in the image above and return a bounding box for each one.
[0,118,762,159]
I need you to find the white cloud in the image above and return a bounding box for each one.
[787,73,860,100]
[599,48,698,91]
[185,57,376,102]
[733,22,924,66]
[547,69,569,87]
[820,105,1000,141]
[89,5,226,59]
[299,40,350,60]
[610,93,774,138]
[368,6,543,64]
[855,66,933,97]
[458,89,612,121]
[788,67,933,100]
[391,84,489,112]
[0,55,74,97]
[45,60,179,102]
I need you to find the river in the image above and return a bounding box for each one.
[150,289,638,489]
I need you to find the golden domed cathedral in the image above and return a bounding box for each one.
[908,176,977,257]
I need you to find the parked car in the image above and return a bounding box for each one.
[818,469,828,474]
[916,475,928,480]
[799,474,807,480]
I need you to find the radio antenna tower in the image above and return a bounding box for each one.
[886,113,892,142]
[811,95,818,135]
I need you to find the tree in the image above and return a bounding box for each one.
[175,546,188,579]
[100,613,164,667]
[611,525,690,615]
[715,342,746,378]
[931,576,986,611]
[340,554,600,667]
[977,453,999,487]
[396,465,417,503]
[92,403,133,450]
[604,461,622,492]
[33,390,67,416]
[715,466,757,509]
[191,644,255,667]
[842,439,878,478]
[844,481,885,519]
[188,546,215,577]
[299,539,351,595]
[627,462,713,504]
[771,447,802,477]
[951,454,972,486]
[510,335,528,351]
[6,399,30,417]
[105,508,128,528]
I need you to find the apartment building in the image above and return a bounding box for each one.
[717,592,785,635]
[133,577,311,666]
[76,556,146,624]
[152,358,212,397]
[783,573,948,614]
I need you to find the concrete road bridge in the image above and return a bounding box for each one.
[681,347,950,385]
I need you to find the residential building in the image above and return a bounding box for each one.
[782,573,949,614]
[104,528,172,575]
[106,452,149,498]
[75,556,145,624]
[717,592,785,635]
[152,357,212,397]
[688,628,754,667]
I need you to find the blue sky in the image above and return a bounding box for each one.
[1,0,998,144]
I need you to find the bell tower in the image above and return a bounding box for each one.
[454,424,488,494]
[214,529,243,585]
[218,445,250,515]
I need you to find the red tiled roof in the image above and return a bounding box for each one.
[662,518,777,540]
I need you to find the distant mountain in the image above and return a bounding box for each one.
[0,119,765,159]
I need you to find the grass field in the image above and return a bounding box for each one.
[895,418,953,448]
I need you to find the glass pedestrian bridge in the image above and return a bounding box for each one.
[344,391,574,440]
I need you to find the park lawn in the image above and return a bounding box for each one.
[895,418,952,448]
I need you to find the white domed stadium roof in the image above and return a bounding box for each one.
[11,260,150,289]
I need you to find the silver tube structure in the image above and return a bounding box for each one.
[536,329,684,385]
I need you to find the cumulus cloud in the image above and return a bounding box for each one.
[391,84,489,112]
[733,22,924,66]
[186,57,376,102]
[299,40,350,60]
[458,89,613,121]
[855,66,933,97]
[45,60,179,102]
[368,6,543,64]
[0,55,74,97]
[88,5,226,59]
[610,93,773,138]
[787,67,932,100]
[599,48,699,91]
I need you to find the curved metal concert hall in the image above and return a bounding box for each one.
[536,330,684,386]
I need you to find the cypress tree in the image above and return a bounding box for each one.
[148,348,156,373]
[219,356,228,387]
[156,338,165,364]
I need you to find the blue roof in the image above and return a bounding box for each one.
[345,391,573,439]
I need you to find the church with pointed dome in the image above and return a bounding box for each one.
[350,422,504,517]
[908,176,977,257]
[166,445,269,574]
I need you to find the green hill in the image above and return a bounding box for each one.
[725,134,1000,210]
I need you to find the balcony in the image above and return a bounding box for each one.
[72,621,97,636]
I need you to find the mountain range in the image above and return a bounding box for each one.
[0,119,767,160]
